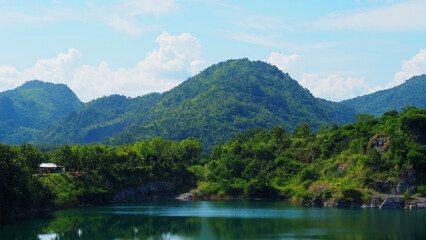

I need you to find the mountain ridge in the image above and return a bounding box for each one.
[37,59,356,149]
[0,60,424,149]
[340,74,426,117]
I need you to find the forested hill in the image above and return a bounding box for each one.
[37,59,356,149]
[0,80,83,144]
[340,74,426,117]
[37,93,161,144]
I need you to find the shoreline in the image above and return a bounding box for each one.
[176,191,426,209]
[4,189,426,224]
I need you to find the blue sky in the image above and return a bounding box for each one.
[0,0,425,102]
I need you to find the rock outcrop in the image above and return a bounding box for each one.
[394,168,417,195]
[310,196,323,207]
[379,197,405,209]
[111,178,183,203]
[176,192,194,201]
[368,134,390,153]
[361,203,379,209]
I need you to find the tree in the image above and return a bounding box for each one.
[293,122,312,138]
[355,113,374,123]
[57,145,74,172]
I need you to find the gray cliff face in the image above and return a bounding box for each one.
[379,197,405,209]
[394,168,417,195]
[111,178,183,203]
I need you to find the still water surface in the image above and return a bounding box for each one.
[1,200,425,239]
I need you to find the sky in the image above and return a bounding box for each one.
[0,0,425,102]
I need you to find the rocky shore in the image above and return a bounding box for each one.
[307,195,426,209]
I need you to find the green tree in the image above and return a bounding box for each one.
[293,122,312,138]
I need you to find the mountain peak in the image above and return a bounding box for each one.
[0,80,84,144]
[18,79,70,91]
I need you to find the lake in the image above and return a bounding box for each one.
[1,200,425,239]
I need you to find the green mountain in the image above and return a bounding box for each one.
[38,59,356,149]
[0,80,83,144]
[340,74,426,117]
[39,93,161,143]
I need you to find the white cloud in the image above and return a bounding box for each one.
[314,0,426,32]
[107,15,142,36]
[0,65,23,91]
[0,48,81,92]
[0,32,206,102]
[300,73,371,101]
[266,52,300,73]
[390,49,426,87]
[24,48,82,83]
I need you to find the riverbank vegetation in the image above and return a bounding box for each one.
[194,107,426,205]
[1,107,425,222]
[0,137,202,222]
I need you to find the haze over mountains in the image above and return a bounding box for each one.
[0,59,424,149]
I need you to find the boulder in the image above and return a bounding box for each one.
[176,192,193,201]
[409,202,426,209]
[361,203,379,209]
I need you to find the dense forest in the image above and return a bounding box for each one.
[193,107,426,204]
[38,59,356,150]
[1,60,425,152]
[1,59,426,222]
[2,59,360,149]
[1,107,425,222]
[0,137,202,222]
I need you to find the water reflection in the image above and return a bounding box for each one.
[1,201,425,239]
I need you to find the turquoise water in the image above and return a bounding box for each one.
[1,200,425,239]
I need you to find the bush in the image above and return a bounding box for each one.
[187,165,207,181]
[293,188,312,203]
[340,185,366,203]
[321,188,334,199]
[244,179,277,198]
[417,185,426,197]
[299,167,319,182]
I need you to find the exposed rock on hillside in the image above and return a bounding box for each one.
[368,134,390,153]
[111,178,183,203]
[379,197,405,209]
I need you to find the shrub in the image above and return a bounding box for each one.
[321,188,334,199]
[340,186,366,203]
[244,179,277,198]
[293,188,312,203]
[187,165,207,181]
[417,185,426,197]
[299,167,319,182]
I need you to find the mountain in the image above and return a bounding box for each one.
[38,93,161,143]
[37,59,357,149]
[340,75,426,117]
[316,98,357,125]
[0,80,83,144]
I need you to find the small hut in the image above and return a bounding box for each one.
[39,163,64,174]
